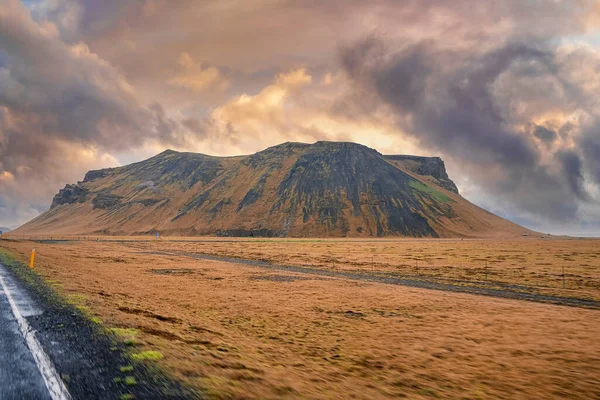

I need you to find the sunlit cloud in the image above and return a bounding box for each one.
[168,52,228,92]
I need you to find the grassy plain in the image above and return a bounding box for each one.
[132,237,600,300]
[0,237,599,399]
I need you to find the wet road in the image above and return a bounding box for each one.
[0,264,55,400]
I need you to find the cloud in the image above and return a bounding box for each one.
[0,0,184,147]
[0,0,194,227]
[555,150,588,201]
[198,68,417,156]
[580,125,600,185]
[168,52,228,92]
[533,125,557,143]
[339,2,600,224]
[1,0,600,233]
[25,0,83,37]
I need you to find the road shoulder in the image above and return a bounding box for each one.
[0,248,197,400]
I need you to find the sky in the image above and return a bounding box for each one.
[1,0,600,235]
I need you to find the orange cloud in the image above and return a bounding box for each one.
[201,68,419,156]
[168,52,228,92]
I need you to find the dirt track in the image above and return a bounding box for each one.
[135,249,600,309]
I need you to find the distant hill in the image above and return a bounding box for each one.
[15,141,532,237]
[0,227,11,233]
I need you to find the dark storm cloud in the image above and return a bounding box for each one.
[581,127,600,185]
[341,32,599,221]
[342,40,550,166]
[0,0,189,148]
[533,125,558,143]
[556,150,588,201]
[0,2,182,148]
[0,0,188,227]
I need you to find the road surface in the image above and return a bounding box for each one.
[0,263,69,400]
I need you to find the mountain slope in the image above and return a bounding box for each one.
[16,142,532,237]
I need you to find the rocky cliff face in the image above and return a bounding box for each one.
[50,184,90,208]
[269,142,444,236]
[20,141,529,238]
[384,155,459,194]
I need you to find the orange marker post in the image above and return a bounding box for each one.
[30,249,36,269]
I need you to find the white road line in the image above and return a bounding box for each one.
[0,270,72,400]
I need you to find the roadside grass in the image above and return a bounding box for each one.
[0,244,196,399]
[0,246,68,310]
[110,327,138,338]
[131,350,164,361]
[125,376,137,386]
[0,246,39,286]
[109,328,138,346]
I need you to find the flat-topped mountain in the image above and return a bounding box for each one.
[16,141,531,237]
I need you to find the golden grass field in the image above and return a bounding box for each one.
[126,237,600,301]
[1,237,599,399]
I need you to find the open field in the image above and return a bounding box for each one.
[0,237,599,399]
[8,235,599,301]
[124,237,600,302]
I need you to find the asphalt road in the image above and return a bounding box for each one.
[0,264,53,400]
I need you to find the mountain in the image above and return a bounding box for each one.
[15,141,531,238]
[0,227,12,233]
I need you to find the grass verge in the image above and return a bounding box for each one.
[0,244,197,399]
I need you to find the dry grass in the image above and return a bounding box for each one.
[1,237,599,399]
[123,237,600,301]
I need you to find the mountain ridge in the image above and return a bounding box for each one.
[15,141,532,238]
